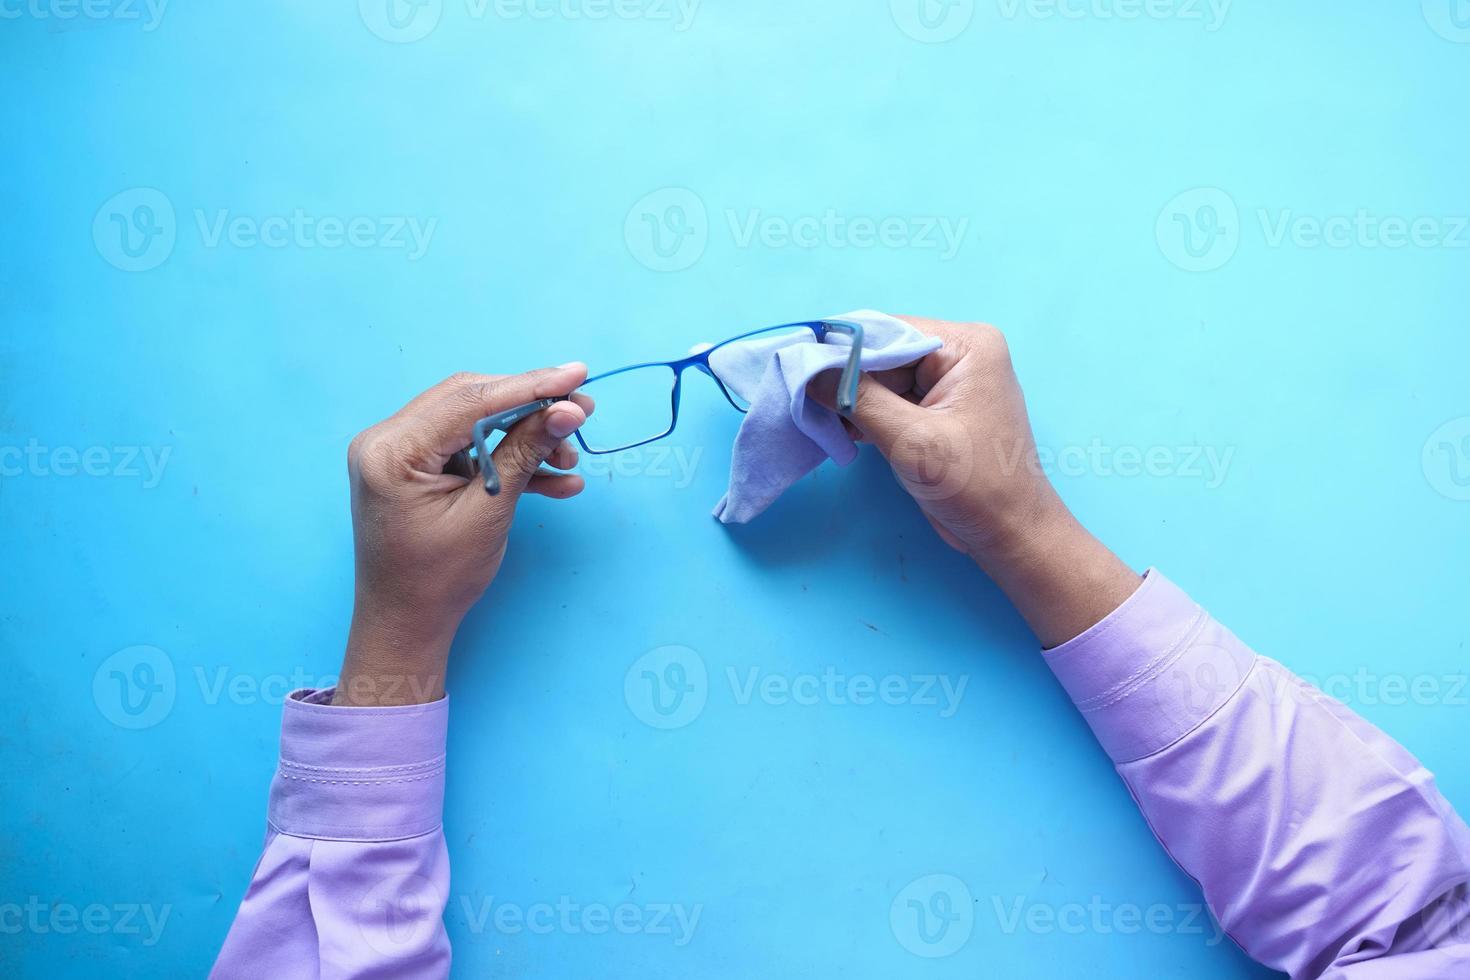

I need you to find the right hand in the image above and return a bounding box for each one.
[815,317,1061,562]
[813,316,1139,647]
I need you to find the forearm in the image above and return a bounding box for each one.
[971,489,1140,649]
[333,599,456,707]
[1028,558,1470,975]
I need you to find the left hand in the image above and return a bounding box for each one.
[334,365,592,706]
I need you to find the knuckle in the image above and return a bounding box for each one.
[500,435,546,476]
[354,432,408,487]
[462,380,504,408]
[973,322,1010,355]
[347,425,383,468]
[444,371,484,389]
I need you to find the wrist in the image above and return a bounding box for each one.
[965,483,1070,571]
[332,596,460,706]
[969,488,1140,649]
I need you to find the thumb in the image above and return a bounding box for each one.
[841,373,930,457]
[484,399,588,499]
[844,374,976,504]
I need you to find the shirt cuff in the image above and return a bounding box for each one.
[1042,569,1256,764]
[266,688,448,842]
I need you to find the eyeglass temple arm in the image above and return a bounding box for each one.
[453,396,570,496]
[820,320,865,416]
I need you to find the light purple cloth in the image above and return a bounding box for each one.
[212,572,1470,977]
[709,309,942,524]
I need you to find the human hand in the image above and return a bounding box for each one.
[813,317,1137,646]
[333,366,592,706]
[812,317,1058,559]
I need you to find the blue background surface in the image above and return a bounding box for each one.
[3,2,1468,976]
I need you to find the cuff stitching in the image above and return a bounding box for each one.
[276,770,443,787]
[1079,611,1208,713]
[279,756,445,777]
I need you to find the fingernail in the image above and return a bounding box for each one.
[547,411,580,439]
[556,361,586,372]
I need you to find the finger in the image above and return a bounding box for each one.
[525,470,586,499]
[393,363,589,464]
[545,438,579,472]
[890,316,974,398]
[485,399,588,498]
[807,366,914,412]
[834,373,932,458]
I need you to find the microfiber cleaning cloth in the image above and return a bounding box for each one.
[710,309,942,524]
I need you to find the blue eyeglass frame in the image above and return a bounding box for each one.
[460,318,864,495]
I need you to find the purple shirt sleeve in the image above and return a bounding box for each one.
[214,572,1470,978]
[1045,570,1470,977]
[211,689,452,979]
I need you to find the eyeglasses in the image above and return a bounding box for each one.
[463,319,865,495]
